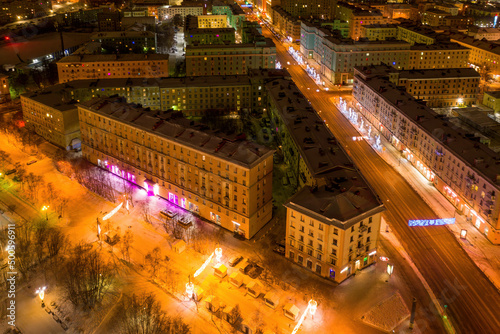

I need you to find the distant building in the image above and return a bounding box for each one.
[158,5,203,21]
[185,39,276,76]
[450,33,500,76]
[21,90,81,150]
[467,27,500,41]
[271,6,301,42]
[397,25,442,45]
[78,96,274,239]
[361,24,398,41]
[421,9,449,26]
[56,54,169,82]
[56,8,104,26]
[408,42,470,70]
[197,14,228,28]
[98,11,121,31]
[90,31,157,53]
[212,1,246,33]
[483,91,500,113]
[185,15,235,45]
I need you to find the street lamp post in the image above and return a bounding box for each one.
[41,205,49,221]
[36,286,46,308]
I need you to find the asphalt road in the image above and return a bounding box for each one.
[261,26,500,334]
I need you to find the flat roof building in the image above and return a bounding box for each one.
[79,96,274,239]
[57,54,169,83]
[353,68,500,244]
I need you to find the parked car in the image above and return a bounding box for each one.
[26,160,37,165]
[5,169,16,175]
[273,246,285,255]
[229,255,243,267]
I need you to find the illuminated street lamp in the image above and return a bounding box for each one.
[186,275,194,300]
[36,286,46,307]
[214,247,222,264]
[308,299,317,316]
[41,205,49,221]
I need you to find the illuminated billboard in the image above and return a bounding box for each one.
[408,218,455,227]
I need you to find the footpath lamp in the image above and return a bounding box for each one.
[36,286,46,307]
[41,205,49,221]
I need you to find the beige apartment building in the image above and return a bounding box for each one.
[397,25,439,45]
[78,96,274,239]
[185,40,276,76]
[197,15,227,28]
[265,78,385,282]
[349,10,387,41]
[21,90,81,150]
[450,33,500,77]
[397,67,480,107]
[353,67,500,244]
[57,54,169,83]
[408,43,469,70]
[361,24,398,41]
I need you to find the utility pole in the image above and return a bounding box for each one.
[409,297,417,329]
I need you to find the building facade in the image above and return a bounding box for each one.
[185,40,276,76]
[79,96,274,239]
[397,67,479,107]
[90,31,157,53]
[450,34,500,76]
[361,24,398,41]
[197,15,228,28]
[158,5,204,21]
[353,68,500,244]
[271,6,301,42]
[483,91,500,114]
[264,77,384,282]
[57,54,169,83]
[21,91,81,150]
[408,43,469,70]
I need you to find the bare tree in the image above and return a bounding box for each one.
[15,222,35,279]
[228,304,242,333]
[140,198,153,224]
[61,244,115,308]
[120,293,190,334]
[120,229,134,262]
[145,246,162,277]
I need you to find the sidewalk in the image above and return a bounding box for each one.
[333,97,500,292]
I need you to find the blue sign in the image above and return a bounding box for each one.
[408,218,455,227]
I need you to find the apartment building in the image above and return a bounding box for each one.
[397,67,480,107]
[483,91,500,114]
[197,15,227,28]
[57,54,169,83]
[397,25,440,45]
[98,11,121,31]
[78,96,274,239]
[264,78,384,282]
[361,24,398,41]
[90,31,157,52]
[421,9,449,26]
[408,43,469,70]
[158,5,203,21]
[353,68,500,244]
[320,38,411,85]
[271,6,301,42]
[212,2,246,33]
[450,33,500,76]
[349,10,386,41]
[279,0,333,19]
[21,90,81,150]
[185,39,276,76]
[433,3,459,16]
[25,69,289,118]
[467,27,500,41]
